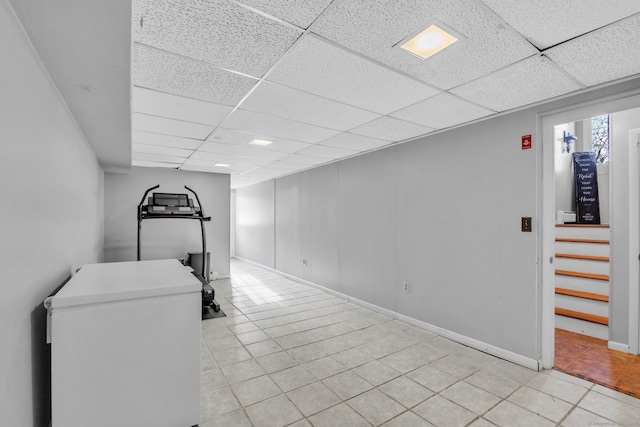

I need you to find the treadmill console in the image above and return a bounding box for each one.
[144,192,199,216]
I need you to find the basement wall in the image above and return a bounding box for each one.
[235,78,640,364]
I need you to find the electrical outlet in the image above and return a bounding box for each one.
[403,282,410,293]
[302,259,307,266]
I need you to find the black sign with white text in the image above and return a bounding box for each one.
[572,152,600,224]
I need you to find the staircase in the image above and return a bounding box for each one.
[554,224,610,340]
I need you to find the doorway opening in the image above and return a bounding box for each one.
[540,95,640,395]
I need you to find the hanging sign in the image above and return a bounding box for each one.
[572,152,600,224]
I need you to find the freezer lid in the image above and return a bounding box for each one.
[50,259,201,309]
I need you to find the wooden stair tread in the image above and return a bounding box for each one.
[555,238,610,244]
[555,287,609,302]
[555,224,610,228]
[555,253,609,262]
[555,269,609,281]
[555,307,609,326]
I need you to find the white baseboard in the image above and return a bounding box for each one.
[232,257,540,371]
[608,341,633,354]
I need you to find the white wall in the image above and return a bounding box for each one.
[610,107,640,344]
[104,167,231,277]
[237,109,539,360]
[235,180,276,268]
[0,2,104,425]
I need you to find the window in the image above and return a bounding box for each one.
[591,115,609,164]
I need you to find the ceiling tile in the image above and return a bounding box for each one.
[297,144,359,159]
[350,116,434,141]
[392,93,494,129]
[220,109,340,143]
[191,151,271,166]
[132,152,188,164]
[312,0,537,89]
[133,113,214,139]
[133,86,232,125]
[545,14,640,87]
[197,142,290,161]
[133,0,302,77]
[279,153,332,165]
[207,128,312,153]
[252,161,307,173]
[132,143,194,158]
[266,35,440,114]
[319,132,391,152]
[451,56,583,112]
[132,160,181,168]
[132,130,202,150]
[235,0,332,29]
[240,81,380,131]
[480,0,640,49]
[133,44,257,106]
[180,164,232,174]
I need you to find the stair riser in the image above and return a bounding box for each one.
[555,294,609,317]
[555,275,609,295]
[554,242,610,257]
[554,258,610,276]
[555,226,610,240]
[555,316,608,340]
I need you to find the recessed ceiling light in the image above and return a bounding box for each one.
[214,163,229,168]
[249,139,273,146]
[400,25,458,60]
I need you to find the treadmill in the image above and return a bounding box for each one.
[137,185,221,318]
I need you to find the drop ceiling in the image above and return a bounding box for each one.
[9,0,640,187]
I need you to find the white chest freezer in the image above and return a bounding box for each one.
[45,259,201,427]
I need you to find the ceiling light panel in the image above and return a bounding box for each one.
[545,14,640,87]
[133,113,214,139]
[399,25,459,59]
[240,82,380,131]
[392,93,494,129]
[132,143,193,158]
[132,160,181,168]
[132,130,202,150]
[451,56,582,112]
[349,116,434,141]
[133,86,232,126]
[197,142,290,161]
[182,158,256,172]
[479,0,640,50]
[297,144,359,159]
[133,0,302,77]
[190,151,270,167]
[220,110,340,143]
[267,35,440,114]
[235,0,333,29]
[319,133,392,152]
[133,44,257,106]
[207,128,312,153]
[311,0,537,89]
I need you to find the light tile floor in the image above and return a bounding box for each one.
[200,260,640,426]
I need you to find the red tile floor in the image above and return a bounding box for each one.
[555,328,640,398]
